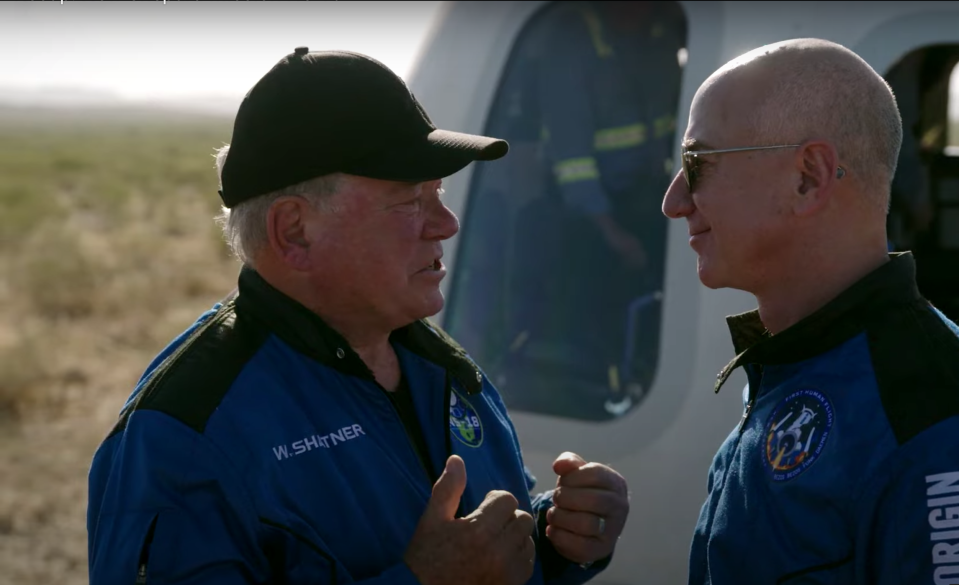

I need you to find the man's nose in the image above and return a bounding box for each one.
[425,200,460,240]
[662,170,694,219]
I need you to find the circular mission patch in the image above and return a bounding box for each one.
[763,389,834,482]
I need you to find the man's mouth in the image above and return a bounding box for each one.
[422,258,444,272]
[689,228,711,248]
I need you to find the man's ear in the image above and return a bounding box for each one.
[266,197,314,271]
[793,141,840,217]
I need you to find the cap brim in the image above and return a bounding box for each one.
[341,129,509,183]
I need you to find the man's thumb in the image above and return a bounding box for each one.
[552,451,587,476]
[426,455,467,521]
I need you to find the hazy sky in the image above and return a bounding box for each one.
[2,1,959,120]
[0,1,442,102]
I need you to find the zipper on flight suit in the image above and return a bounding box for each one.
[738,400,754,433]
[379,387,432,485]
[442,373,453,461]
[737,365,763,434]
[134,514,159,584]
[442,373,466,519]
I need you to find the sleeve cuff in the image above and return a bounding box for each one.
[578,552,613,573]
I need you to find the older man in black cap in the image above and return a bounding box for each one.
[86,48,629,585]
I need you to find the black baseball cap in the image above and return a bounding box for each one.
[219,47,509,208]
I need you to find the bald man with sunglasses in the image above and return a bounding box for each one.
[662,38,959,585]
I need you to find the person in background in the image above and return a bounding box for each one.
[507,1,685,411]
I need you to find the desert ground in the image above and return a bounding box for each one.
[0,107,239,584]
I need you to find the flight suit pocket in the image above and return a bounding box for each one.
[261,519,343,583]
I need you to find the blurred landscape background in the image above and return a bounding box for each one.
[0,105,237,584]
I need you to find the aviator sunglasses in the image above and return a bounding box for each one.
[681,143,846,191]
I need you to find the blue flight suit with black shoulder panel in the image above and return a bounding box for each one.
[690,252,959,585]
[86,265,611,584]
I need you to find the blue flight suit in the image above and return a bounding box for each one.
[692,253,959,584]
[87,266,613,584]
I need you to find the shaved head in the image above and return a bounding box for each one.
[700,38,903,212]
[663,38,898,333]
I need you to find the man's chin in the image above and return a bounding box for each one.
[410,292,445,322]
[697,259,725,290]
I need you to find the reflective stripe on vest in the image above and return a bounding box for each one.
[553,157,600,184]
[594,123,647,151]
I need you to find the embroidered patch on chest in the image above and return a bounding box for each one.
[449,388,484,448]
[763,389,834,481]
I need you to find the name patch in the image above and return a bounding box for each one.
[272,424,366,461]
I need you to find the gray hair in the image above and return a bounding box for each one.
[739,39,903,213]
[213,145,343,266]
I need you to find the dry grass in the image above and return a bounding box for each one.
[0,107,240,584]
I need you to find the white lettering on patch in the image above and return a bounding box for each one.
[928,472,959,584]
[272,424,366,461]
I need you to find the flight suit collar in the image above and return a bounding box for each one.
[232,265,484,395]
[714,252,922,393]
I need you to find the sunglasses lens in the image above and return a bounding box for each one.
[682,152,691,190]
